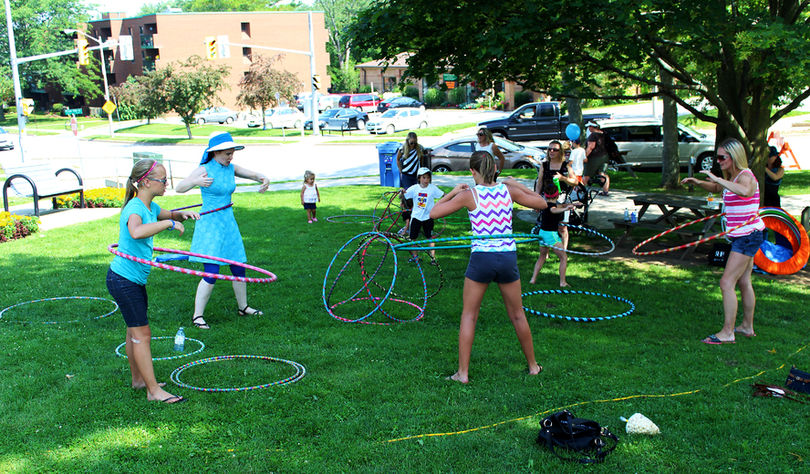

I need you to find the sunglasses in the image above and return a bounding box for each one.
[716,154,730,162]
[476,132,485,136]
[150,177,168,184]
[548,148,561,152]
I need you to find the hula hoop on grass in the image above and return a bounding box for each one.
[170,354,306,392]
[393,233,540,251]
[0,296,118,324]
[328,296,425,325]
[326,214,383,224]
[754,207,810,275]
[361,231,444,300]
[521,289,635,322]
[115,336,205,361]
[107,244,276,283]
[171,203,233,216]
[530,224,616,256]
[631,213,761,256]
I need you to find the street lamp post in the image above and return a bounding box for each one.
[64,29,114,138]
[4,0,27,161]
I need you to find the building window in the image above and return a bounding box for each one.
[139,26,143,34]
[241,22,250,35]
[242,47,252,59]
[128,27,132,36]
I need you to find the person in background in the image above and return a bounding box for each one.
[301,170,321,223]
[763,145,784,208]
[396,132,427,235]
[530,183,578,287]
[402,167,444,263]
[535,140,577,249]
[583,121,608,190]
[475,128,506,172]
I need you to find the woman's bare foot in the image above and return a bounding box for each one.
[147,387,184,403]
[529,278,536,285]
[446,372,469,384]
[528,364,543,375]
[559,282,569,288]
[133,381,166,390]
[734,326,756,337]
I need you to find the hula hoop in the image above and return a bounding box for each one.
[328,296,425,325]
[362,231,444,300]
[521,289,636,322]
[754,207,810,275]
[631,213,760,256]
[326,214,382,224]
[393,233,540,251]
[529,224,615,256]
[171,203,233,216]
[170,355,306,392]
[0,296,118,324]
[108,244,277,283]
[115,336,205,361]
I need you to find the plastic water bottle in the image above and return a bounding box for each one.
[624,208,630,222]
[630,211,637,223]
[173,327,186,352]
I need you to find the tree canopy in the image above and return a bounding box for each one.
[163,55,230,138]
[354,0,810,175]
[237,54,302,129]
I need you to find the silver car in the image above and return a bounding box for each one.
[0,127,14,151]
[366,107,428,134]
[598,118,716,170]
[247,107,305,129]
[194,107,239,125]
[427,136,543,172]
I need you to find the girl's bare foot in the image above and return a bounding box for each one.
[528,364,543,375]
[560,282,569,288]
[529,278,536,285]
[147,387,184,403]
[133,381,166,390]
[446,372,468,384]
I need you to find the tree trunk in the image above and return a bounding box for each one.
[660,68,679,189]
[185,122,192,139]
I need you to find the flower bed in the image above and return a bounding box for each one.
[0,212,40,243]
[55,187,125,209]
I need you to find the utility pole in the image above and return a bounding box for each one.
[4,0,26,161]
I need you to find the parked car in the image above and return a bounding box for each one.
[194,107,239,124]
[0,127,14,151]
[377,96,425,113]
[321,108,369,131]
[304,107,342,130]
[597,117,716,170]
[338,93,382,112]
[296,92,341,112]
[427,136,544,172]
[247,107,305,129]
[366,108,427,134]
[478,101,610,141]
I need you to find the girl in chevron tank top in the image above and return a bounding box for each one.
[430,150,549,383]
[681,138,765,345]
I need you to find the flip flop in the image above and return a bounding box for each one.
[157,395,187,404]
[734,328,756,338]
[702,334,735,345]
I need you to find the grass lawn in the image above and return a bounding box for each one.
[1,114,107,133]
[1,185,808,471]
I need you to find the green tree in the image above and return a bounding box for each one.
[354,0,810,187]
[327,61,359,93]
[0,0,102,103]
[110,70,171,124]
[315,0,371,70]
[236,54,303,130]
[161,55,230,138]
[137,0,186,15]
[175,0,299,12]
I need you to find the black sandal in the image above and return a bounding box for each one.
[238,306,263,316]
[192,315,209,329]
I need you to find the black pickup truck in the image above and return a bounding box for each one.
[478,101,611,141]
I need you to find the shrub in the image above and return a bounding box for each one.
[403,85,420,99]
[52,103,65,115]
[514,91,534,107]
[0,212,39,243]
[358,84,372,93]
[423,88,446,107]
[55,187,125,209]
[447,87,467,106]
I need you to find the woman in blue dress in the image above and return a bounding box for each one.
[176,132,270,329]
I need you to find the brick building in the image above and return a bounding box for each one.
[87,10,330,110]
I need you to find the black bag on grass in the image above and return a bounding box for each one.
[536,410,618,464]
[709,243,731,266]
[786,366,810,394]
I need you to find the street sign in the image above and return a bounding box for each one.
[64,107,82,116]
[70,116,78,136]
[217,35,230,58]
[443,73,457,81]
[118,35,134,61]
[102,100,116,115]
[446,81,457,89]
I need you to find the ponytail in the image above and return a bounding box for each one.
[470,151,496,183]
[124,159,157,206]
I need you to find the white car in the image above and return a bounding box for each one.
[0,127,14,151]
[598,117,716,170]
[295,92,340,112]
[247,107,305,129]
[366,107,428,134]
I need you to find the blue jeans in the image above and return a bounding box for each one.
[106,268,149,327]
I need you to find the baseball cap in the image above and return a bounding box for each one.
[417,167,431,177]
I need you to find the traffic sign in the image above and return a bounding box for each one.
[102,100,117,115]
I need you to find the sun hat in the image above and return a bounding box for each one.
[585,121,599,128]
[417,167,431,177]
[200,132,245,164]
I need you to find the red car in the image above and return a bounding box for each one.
[338,93,381,112]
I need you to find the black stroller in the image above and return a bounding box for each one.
[563,174,606,228]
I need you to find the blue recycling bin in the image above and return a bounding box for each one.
[376,142,401,187]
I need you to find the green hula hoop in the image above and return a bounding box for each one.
[392,233,540,251]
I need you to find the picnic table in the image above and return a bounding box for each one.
[612,193,723,258]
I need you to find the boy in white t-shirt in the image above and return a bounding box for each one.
[568,138,586,201]
[402,167,444,263]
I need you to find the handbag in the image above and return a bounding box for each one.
[536,410,618,464]
[786,366,810,394]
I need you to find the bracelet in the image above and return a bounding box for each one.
[169,220,176,230]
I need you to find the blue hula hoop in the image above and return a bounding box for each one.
[115,335,205,361]
[0,296,118,324]
[530,224,616,256]
[521,289,635,322]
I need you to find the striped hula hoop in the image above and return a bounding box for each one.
[631,213,760,256]
[170,354,306,392]
[521,289,636,322]
[392,233,540,251]
[0,296,118,324]
[107,244,277,283]
[171,202,233,216]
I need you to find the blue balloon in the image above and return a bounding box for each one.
[565,123,580,141]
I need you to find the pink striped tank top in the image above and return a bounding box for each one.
[723,169,765,237]
[469,182,516,252]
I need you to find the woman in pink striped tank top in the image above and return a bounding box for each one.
[430,151,549,383]
[681,138,765,345]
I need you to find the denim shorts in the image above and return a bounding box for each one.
[106,268,149,327]
[465,251,520,284]
[730,230,766,257]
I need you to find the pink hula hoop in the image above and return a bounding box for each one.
[632,213,760,257]
[108,244,277,283]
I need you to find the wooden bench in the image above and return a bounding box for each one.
[2,163,84,216]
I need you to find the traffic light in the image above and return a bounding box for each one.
[21,98,34,116]
[312,74,320,91]
[76,38,89,66]
[205,36,218,60]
